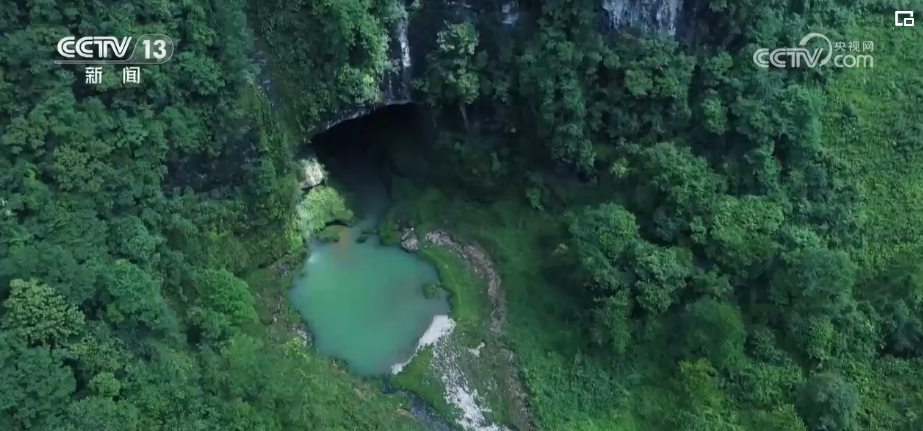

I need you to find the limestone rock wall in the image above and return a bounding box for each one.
[602,0,683,36]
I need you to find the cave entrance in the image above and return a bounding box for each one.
[311,103,430,217]
[309,103,426,179]
[304,103,430,220]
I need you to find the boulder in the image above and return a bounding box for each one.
[298,157,325,189]
[400,228,418,252]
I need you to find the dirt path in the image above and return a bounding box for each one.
[421,230,532,431]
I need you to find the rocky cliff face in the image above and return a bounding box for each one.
[315,0,684,133]
[313,3,415,134]
[602,0,683,36]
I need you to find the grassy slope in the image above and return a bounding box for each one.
[388,184,637,431]
[461,201,640,431]
[822,14,923,273]
[419,244,490,347]
[820,14,923,429]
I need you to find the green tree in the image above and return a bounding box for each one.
[98,261,173,332]
[681,298,746,372]
[421,22,481,107]
[189,268,258,339]
[55,397,141,431]
[625,142,724,245]
[796,373,859,431]
[592,290,632,354]
[569,203,640,293]
[674,359,742,431]
[0,335,75,430]
[873,249,923,357]
[707,195,784,277]
[769,247,858,360]
[570,202,695,351]
[750,404,808,431]
[2,279,84,346]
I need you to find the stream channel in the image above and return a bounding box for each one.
[288,105,461,431]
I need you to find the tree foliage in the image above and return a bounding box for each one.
[420,22,481,107]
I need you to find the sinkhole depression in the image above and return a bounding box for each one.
[288,104,452,376]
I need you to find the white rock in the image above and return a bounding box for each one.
[392,315,456,374]
[298,157,325,189]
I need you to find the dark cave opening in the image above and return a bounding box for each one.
[305,103,433,216]
[308,103,428,179]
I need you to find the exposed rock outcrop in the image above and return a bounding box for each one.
[315,3,414,133]
[401,228,419,251]
[298,156,325,189]
[602,0,682,36]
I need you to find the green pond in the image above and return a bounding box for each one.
[289,112,449,376]
[289,224,449,375]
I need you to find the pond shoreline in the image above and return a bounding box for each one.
[400,228,533,431]
[265,225,532,431]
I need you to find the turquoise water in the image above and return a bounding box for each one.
[289,155,448,376]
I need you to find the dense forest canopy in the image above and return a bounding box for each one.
[2,0,923,431]
[0,0,421,430]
